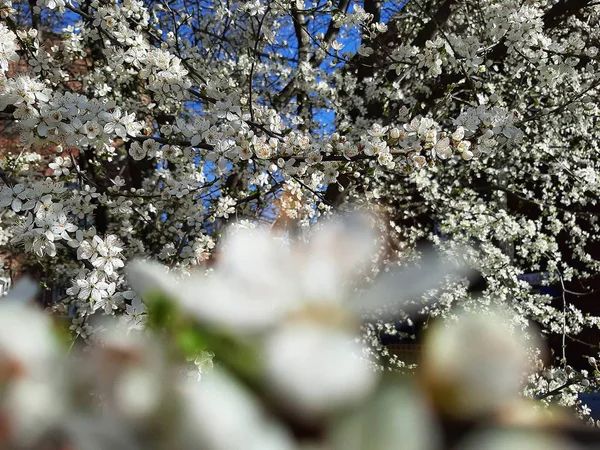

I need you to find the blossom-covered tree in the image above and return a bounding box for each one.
[1,0,600,417]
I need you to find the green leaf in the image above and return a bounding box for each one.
[145,289,179,330]
[175,326,207,357]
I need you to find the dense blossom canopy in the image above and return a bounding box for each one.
[1,0,600,419]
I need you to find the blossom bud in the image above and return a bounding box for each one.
[589,357,597,365]
[389,127,400,139]
[373,22,387,33]
[461,150,474,161]
[581,379,590,388]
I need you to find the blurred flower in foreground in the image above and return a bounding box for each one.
[128,215,471,420]
[129,216,380,418]
[77,324,168,424]
[420,308,540,419]
[0,277,66,447]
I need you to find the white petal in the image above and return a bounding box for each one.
[12,197,22,212]
[125,260,174,298]
[265,323,378,417]
[181,369,294,450]
[351,249,473,315]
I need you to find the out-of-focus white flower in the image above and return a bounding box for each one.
[3,378,65,444]
[0,305,57,374]
[0,294,66,446]
[114,367,163,420]
[128,215,468,418]
[129,216,379,416]
[421,308,539,418]
[80,324,166,423]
